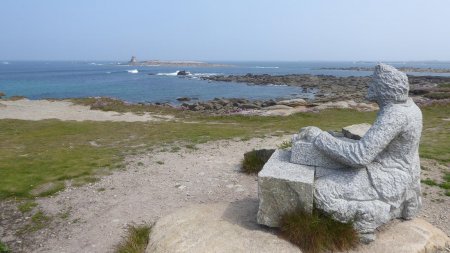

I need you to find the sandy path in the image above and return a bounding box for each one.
[33,136,286,253]
[0,99,173,122]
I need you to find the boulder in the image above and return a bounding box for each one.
[342,123,372,140]
[277,98,307,107]
[240,103,260,109]
[176,97,191,102]
[262,105,292,110]
[348,219,450,253]
[257,150,315,227]
[147,202,450,253]
[177,70,190,76]
[147,202,300,253]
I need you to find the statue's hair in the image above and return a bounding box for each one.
[372,63,409,102]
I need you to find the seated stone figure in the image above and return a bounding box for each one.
[297,64,423,242]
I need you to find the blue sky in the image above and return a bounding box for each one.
[1,0,449,61]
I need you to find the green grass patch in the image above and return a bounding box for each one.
[241,149,275,174]
[424,92,450,100]
[0,241,10,253]
[0,105,448,199]
[438,83,450,88]
[17,210,51,235]
[114,224,151,253]
[18,201,38,213]
[421,178,438,186]
[279,209,358,253]
[439,173,450,190]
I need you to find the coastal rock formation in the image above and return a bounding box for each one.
[202,74,450,103]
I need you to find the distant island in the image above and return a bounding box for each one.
[127,56,232,67]
[319,66,450,73]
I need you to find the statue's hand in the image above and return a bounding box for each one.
[296,126,322,142]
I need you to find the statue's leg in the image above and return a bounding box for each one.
[314,168,391,243]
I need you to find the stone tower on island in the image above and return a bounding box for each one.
[129,56,137,65]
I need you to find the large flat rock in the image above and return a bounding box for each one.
[257,149,315,227]
[146,202,450,253]
[146,201,300,253]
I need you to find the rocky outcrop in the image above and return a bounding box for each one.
[202,74,450,103]
[177,70,190,76]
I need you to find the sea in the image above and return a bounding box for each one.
[1,61,450,104]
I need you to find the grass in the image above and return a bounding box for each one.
[241,149,275,174]
[421,178,438,186]
[17,210,51,235]
[18,201,38,213]
[424,92,450,100]
[0,241,10,253]
[279,209,358,253]
[421,172,450,197]
[114,224,151,253]
[0,105,448,199]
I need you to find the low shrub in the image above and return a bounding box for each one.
[279,209,358,253]
[241,149,275,174]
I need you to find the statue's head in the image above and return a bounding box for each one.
[367,64,409,104]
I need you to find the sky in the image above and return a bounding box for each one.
[0,0,449,61]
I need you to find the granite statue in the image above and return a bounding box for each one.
[296,63,423,242]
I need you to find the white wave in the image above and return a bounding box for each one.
[2,61,10,65]
[106,71,112,74]
[191,73,221,77]
[156,71,180,76]
[89,62,103,66]
[267,84,287,87]
[253,66,279,69]
[127,69,139,74]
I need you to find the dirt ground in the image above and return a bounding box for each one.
[1,136,449,253]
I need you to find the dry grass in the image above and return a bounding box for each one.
[279,209,358,253]
[114,224,151,253]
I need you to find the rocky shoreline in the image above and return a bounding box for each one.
[201,74,450,103]
[319,66,450,73]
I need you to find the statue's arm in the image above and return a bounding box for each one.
[313,108,406,168]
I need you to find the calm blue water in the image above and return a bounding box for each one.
[1,61,450,104]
